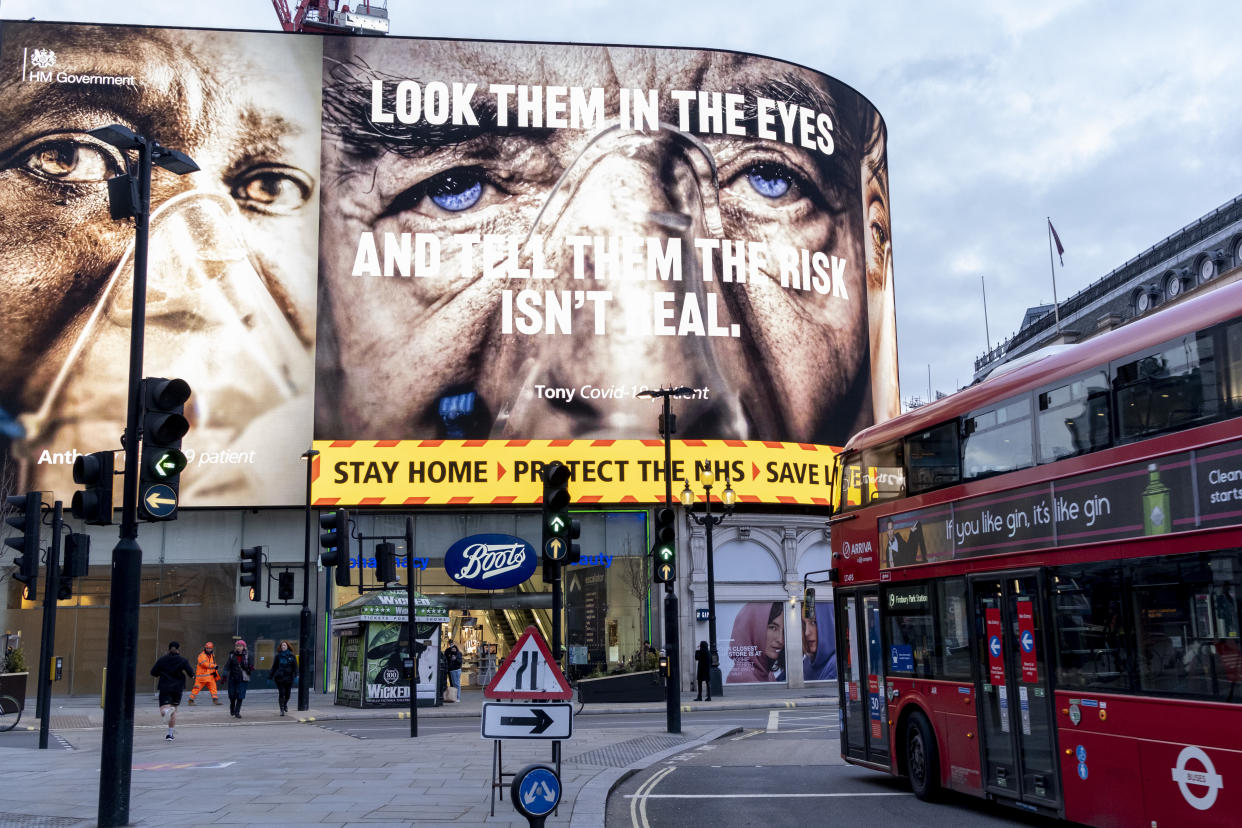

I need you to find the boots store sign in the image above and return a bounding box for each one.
[445,534,538,590]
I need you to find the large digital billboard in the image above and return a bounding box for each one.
[0,21,897,507]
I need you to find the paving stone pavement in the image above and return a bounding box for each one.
[1,686,833,826]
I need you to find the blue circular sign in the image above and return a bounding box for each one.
[444,533,537,590]
[512,764,560,818]
[989,635,1002,657]
[1021,630,1034,652]
[1075,745,1087,762]
[1077,761,1088,780]
[140,483,178,518]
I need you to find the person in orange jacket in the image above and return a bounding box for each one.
[187,642,221,705]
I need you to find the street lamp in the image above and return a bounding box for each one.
[681,470,735,698]
[298,448,319,712]
[89,124,198,828]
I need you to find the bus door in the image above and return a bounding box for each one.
[838,587,890,766]
[971,572,1060,812]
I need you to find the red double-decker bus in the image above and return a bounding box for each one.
[829,276,1242,826]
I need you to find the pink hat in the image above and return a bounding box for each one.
[235,640,247,648]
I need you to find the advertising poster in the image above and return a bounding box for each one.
[565,564,607,676]
[718,600,787,684]
[363,620,440,705]
[0,23,321,507]
[336,634,362,704]
[0,21,898,508]
[802,598,837,682]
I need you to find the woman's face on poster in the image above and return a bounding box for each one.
[802,613,818,657]
[765,609,785,661]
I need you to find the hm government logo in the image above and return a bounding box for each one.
[29,48,56,69]
[23,46,136,86]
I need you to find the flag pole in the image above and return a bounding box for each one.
[1047,217,1062,333]
[981,274,992,352]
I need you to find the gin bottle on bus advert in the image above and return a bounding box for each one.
[1142,462,1171,535]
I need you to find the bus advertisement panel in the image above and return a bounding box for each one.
[0,20,898,508]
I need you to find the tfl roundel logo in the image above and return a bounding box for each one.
[444,533,537,590]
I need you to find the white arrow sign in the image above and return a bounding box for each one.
[480,702,573,740]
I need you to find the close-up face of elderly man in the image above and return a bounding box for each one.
[0,23,320,504]
[316,39,891,447]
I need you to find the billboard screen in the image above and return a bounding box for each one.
[0,21,897,507]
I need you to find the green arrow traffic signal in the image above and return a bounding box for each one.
[548,514,566,533]
[149,448,187,479]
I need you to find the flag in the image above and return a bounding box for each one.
[1048,219,1065,265]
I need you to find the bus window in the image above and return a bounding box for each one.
[1227,320,1242,414]
[937,578,972,680]
[862,441,905,505]
[962,396,1034,480]
[883,584,934,678]
[1051,564,1129,692]
[905,421,959,494]
[838,451,864,512]
[1114,331,1219,442]
[1036,370,1110,464]
[1131,551,1241,703]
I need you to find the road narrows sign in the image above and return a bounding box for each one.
[484,625,573,700]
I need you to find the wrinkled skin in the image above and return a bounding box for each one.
[0,25,320,503]
[317,41,878,445]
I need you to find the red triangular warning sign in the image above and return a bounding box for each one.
[484,626,573,700]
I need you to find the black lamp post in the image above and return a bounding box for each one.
[88,123,198,828]
[298,448,319,712]
[681,470,735,699]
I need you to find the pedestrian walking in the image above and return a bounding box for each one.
[694,640,712,701]
[187,641,221,705]
[270,640,298,716]
[150,641,193,741]
[223,639,254,718]
[444,640,463,702]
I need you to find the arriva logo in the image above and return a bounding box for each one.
[842,540,873,559]
[444,533,538,590]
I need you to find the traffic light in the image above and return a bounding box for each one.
[71,450,115,525]
[375,542,397,584]
[240,546,263,602]
[278,571,295,601]
[319,509,351,588]
[652,506,676,583]
[5,492,41,600]
[59,533,90,602]
[803,587,816,619]
[541,461,571,563]
[137,377,191,522]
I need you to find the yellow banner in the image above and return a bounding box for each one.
[311,439,839,506]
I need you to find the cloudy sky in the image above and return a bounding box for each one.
[6,0,1241,405]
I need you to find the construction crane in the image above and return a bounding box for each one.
[272,0,390,35]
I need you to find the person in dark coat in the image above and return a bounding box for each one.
[694,640,712,702]
[150,641,194,741]
[270,640,298,716]
[222,639,255,718]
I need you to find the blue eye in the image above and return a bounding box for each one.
[746,165,792,199]
[428,170,483,212]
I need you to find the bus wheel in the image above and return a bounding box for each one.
[905,710,940,801]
